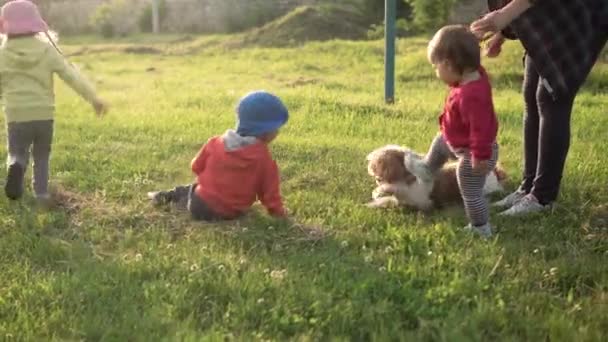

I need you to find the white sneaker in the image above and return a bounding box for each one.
[499,194,550,216]
[492,190,526,208]
[464,222,493,238]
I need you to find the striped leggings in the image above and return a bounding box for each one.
[425,134,498,226]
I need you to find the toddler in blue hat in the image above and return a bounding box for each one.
[148,91,289,221]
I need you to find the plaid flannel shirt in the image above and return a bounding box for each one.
[490,0,608,99]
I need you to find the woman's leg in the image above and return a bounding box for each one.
[494,55,540,208]
[521,54,541,193]
[531,79,577,204]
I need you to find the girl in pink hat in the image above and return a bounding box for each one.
[0,0,107,205]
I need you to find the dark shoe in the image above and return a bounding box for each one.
[5,163,25,200]
[35,194,56,210]
[147,191,171,205]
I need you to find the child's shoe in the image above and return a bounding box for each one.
[5,163,25,200]
[35,193,55,210]
[403,151,433,183]
[147,191,171,206]
[464,222,493,238]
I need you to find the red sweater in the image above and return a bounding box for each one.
[191,136,286,218]
[439,68,498,162]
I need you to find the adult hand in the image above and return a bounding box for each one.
[471,10,511,39]
[485,33,505,58]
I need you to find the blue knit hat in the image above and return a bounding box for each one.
[236,91,289,137]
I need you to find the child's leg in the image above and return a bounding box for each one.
[148,185,191,205]
[31,121,54,198]
[6,122,34,200]
[456,144,498,227]
[405,134,455,182]
[187,184,220,221]
[425,134,456,172]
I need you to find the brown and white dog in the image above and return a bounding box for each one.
[366,145,507,211]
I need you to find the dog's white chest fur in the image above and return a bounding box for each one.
[369,179,434,210]
[369,172,504,211]
[394,180,434,210]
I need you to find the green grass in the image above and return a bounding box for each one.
[1,34,607,341]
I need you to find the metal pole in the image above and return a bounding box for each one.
[385,0,396,103]
[152,0,160,34]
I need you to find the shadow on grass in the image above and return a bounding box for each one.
[2,144,607,340]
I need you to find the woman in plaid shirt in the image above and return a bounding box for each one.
[471,0,607,216]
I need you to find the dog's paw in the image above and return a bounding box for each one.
[367,196,400,208]
[372,184,396,200]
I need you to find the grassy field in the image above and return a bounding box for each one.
[0,34,607,341]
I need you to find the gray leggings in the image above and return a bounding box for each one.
[7,120,53,196]
[425,134,498,226]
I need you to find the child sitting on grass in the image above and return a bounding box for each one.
[0,0,107,205]
[405,25,499,238]
[148,91,288,221]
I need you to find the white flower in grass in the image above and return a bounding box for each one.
[135,253,143,262]
[268,226,275,231]
[549,267,558,276]
[361,245,367,251]
[218,264,226,271]
[242,227,249,233]
[257,298,265,304]
[190,264,199,272]
[533,248,540,254]
[427,251,433,256]
[364,255,373,263]
[263,268,271,274]
[340,240,349,248]
[239,257,248,266]
[270,269,287,280]
[379,266,387,272]
[385,246,394,254]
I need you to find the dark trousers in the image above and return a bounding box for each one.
[520,31,606,203]
[6,120,54,196]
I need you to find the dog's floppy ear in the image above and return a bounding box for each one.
[367,145,405,161]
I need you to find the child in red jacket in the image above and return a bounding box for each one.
[406,25,499,237]
[148,91,288,221]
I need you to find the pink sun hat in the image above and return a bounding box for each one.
[0,0,48,35]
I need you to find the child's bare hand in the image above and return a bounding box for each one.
[93,99,108,117]
[472,159,490,175]
[485,33,505,58]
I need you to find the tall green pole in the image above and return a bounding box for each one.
[385,0,396,103]
[152,0,160,34]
